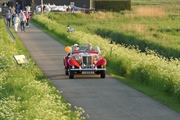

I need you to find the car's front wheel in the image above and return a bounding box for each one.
[68,66,74,79]
[65,70,68,75]
[100,70,106,78]
[69,70,74,79]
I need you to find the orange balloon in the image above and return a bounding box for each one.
[65,46,72,53]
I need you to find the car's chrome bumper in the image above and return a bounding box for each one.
[69,68,106,71]
[69,68,106,74]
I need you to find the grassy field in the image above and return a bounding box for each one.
[31,0,180,113]
[132,0,180,5]
[47,6,179,58]
[0,20,86,119]
[50,0,179,59]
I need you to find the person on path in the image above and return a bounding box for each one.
[20,12,27,32]
[26,5,31,13]
[25,11,31,27]
[12,12,16,26]
[18,10,23,19]
[6,10,12,28]
[16,4,20,14]
[8,6,12,13]
[13,14,20,33]
[11,6,15,14]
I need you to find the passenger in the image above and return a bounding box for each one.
[67,44,79,56]
[73,44,79,50]
[73,44,80,53]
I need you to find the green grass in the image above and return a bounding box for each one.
[0,19,86,120]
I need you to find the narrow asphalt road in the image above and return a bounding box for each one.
[16,23,180,120]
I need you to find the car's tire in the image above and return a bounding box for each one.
[68,66,74,79]
[69,70,74,79]
[65,70,68,75]
[100,70,106,78]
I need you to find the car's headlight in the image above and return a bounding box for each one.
[75,55,82,61]
[94,55,99,61]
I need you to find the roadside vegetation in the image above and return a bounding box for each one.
[0,20,86,120]
[31,0,180,113]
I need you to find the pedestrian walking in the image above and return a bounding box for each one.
[9,6,12,13]
[20,12,27,32]
[13,14,20,33]
[25,11,31,27]
[6,10,12,28]
[25,5,31,13]
[12,12,16,26]
[18,10,23,18]
[12,6,15,14]
[16,4,20,14]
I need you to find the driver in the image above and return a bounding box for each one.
[86,43,93,50]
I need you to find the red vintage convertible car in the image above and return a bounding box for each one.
[63,44,107,79]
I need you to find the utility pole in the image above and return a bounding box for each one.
[31,0,34,16]
[41,0,43,14]
[0,0,2,17]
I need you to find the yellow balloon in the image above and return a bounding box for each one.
[65,46,72,53]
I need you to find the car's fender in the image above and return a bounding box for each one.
[95,59,107,67]
[68,59,81,68]
[64,56,69,70]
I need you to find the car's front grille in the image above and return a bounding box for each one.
[82,55,92,68]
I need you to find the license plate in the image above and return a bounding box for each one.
[82,71,94,74]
